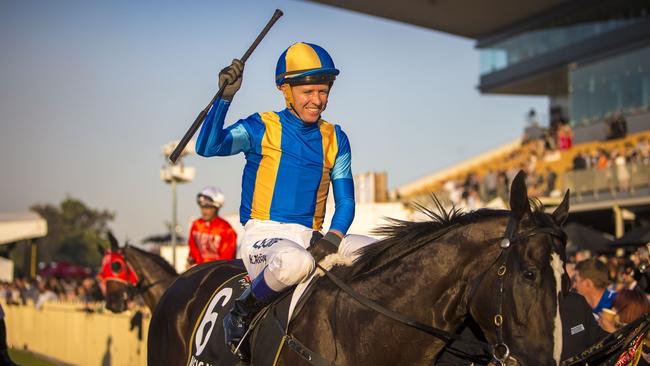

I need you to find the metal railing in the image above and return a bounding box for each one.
[563,162,650,201]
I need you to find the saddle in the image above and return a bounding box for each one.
[184,260,321,366]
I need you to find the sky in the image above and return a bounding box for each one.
[0,0,547,244]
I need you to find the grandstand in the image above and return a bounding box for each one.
[313,0,650,239]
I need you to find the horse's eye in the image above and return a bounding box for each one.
[111,261,124,274]
[523,269,536,281]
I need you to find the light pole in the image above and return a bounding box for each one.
[161,141,195,270]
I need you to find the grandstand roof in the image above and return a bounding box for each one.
[309,0,569,38]
[0,212,47,245]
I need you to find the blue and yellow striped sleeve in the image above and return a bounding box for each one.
[195,98,252,157]
[329,127,355,234]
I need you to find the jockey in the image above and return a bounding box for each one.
[195,42,374,362]
[186,186,237,268]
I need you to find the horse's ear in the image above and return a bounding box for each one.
[551,189,570,226]
[97,243,106,256]
[509,170,531,217]
[107,231,119,251]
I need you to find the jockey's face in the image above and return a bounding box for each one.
[284,83,330,124]
[200,206,217,221]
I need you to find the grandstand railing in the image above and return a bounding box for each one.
[563,162,650,201]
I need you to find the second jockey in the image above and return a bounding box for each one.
[186,186,237,268]
[195,42,374,362]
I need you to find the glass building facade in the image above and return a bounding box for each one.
[479,18,642,75]
[569,44,650,127]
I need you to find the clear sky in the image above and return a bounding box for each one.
[0,0,547,243]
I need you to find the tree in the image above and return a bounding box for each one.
[30,197,115,268]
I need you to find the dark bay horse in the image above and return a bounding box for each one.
[149,172,570,366]
[99,233,178,313]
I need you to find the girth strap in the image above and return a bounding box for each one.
[272,307,339,366]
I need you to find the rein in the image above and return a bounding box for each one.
[277,214,567,366]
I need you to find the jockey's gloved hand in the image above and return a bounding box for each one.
[310,232,341,263]
[219,59,244,101]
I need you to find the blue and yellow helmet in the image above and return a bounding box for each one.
[275,42,339,86]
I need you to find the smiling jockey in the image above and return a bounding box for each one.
[195,42,374,362]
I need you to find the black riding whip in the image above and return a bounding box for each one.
[168,9,284,163]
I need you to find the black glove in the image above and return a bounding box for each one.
[309,232,342,264]
[218,59,244,101]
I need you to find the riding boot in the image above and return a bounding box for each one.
[223,287,271,363]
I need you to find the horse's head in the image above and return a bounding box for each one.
[98,232,139,313]
[469,171,569,366]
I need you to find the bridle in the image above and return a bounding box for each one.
[480,213,566,365]
[276,213,567,366]
[99,249,166,301]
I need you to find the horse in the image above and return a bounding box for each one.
[148,171,570,366]
[98,233,178,313]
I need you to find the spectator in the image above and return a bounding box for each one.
[621,265,642,292]
[572,151,588,170]
[484,170,498,201]
[613,150,630,192]
[596,149,610,170]
[598,289,649,333]
[561,291,609,361]
[557,122,573,150]
[36,281,58,310]
[607,112,628,140]
[545,167,558,196]
[573,258,617,316]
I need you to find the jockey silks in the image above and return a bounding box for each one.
[196,98,355,234]
[187,216,237,264]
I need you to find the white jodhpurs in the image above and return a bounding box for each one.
[240,219,376,299]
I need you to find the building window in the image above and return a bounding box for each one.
[569,44,650,127]
[479,18,642,76]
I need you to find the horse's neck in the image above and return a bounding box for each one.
[125,247,176,311]
[348,222,505,335]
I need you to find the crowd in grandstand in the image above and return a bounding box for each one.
[438,118,650,210]
[1,276,103,310]
[571,137,650,171]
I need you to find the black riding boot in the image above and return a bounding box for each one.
[223,287,270,363]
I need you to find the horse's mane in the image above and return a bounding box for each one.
[125,245,178,276]
[348,196,549,279]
